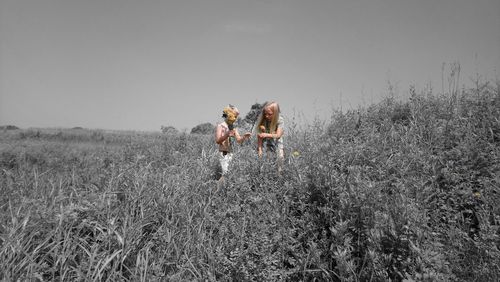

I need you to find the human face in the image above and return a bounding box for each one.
[263,107,274,121]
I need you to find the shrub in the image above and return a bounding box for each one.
[190,123,215,135]
[0,82,498,281]
[161,125,178,134]
[0,125,20,130]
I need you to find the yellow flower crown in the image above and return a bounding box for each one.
[222,107,238,125]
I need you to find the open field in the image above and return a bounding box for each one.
[1,84,499,281]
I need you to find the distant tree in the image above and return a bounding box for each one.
[0,125,20,130]
[161,125,179,134]
[190,123,215,135]
[242,102,265,127]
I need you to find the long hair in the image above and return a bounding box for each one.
[254,101,280,134]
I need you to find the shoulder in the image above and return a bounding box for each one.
[216,122,226,132]
[278,115,284,126]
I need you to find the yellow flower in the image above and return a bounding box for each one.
[473,191,480,198]
[223,107,238,125]
[292,151,300,157]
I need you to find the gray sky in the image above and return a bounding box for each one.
[1,0,499,131]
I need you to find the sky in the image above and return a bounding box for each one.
[1,0,499,132]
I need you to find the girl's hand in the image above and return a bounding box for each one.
[243,132,252,139]
[258,133,270,139]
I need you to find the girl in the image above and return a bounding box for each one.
[254,101,285,159]
[215,105,251,177]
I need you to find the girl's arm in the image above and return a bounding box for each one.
[258,127,284,139]
[274,127,284,139]
[257,137,263,157]
[215,124,230,144]
[234,129,252,144]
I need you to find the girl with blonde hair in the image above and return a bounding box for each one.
[215,104,251,178]
[253,101,285,159]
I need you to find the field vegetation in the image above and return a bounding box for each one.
[1,80,499,281]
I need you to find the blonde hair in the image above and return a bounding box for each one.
[254,101,280,134]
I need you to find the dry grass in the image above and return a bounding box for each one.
[1,81,499,281]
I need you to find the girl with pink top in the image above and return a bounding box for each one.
[215,105,251,178]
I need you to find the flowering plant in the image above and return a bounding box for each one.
[223,107,238,125]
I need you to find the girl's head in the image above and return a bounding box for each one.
[263,102,280,121]
[222,105,239,125]
[256,101,280,133]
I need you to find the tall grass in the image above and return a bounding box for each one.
[1,81,499,281]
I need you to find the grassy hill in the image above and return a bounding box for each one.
[0,83,499,281]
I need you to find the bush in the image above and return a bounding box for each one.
[0,82,498,281]
[191,123,215,135]
[161,125,179,134]
[0,125,20,130]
